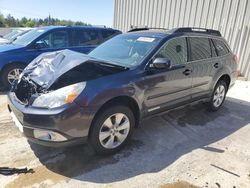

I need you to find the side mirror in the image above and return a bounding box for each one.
[151,58,171,69]
[33,41,46,49]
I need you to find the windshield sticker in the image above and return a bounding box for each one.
[137,37,155,42]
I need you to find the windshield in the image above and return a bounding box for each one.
[89,34,161,67]
[13,29,46,46]
[4,30,20,40]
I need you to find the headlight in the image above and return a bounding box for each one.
[32,82,86,108]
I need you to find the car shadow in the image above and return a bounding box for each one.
[30,97,250,183]
[0,87,8,95]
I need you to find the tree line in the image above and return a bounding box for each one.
[0,12,91,27]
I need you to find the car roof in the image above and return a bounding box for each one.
[124,30,169,38]
[127,27,223,39]
[33,25,120,32]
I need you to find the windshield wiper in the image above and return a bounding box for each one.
[90,57,129,70]
[99,62,129,70]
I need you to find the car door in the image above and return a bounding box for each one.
[143,37,193,113]
[26,29,71,61]
[187,37,219,98]
[70,29,101,54]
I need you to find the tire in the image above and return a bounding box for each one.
[207,80,228,111]
[1,64,25,90]
[89,105,135,155]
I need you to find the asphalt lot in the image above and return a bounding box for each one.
[0,80,250,188]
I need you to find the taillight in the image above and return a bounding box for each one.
[237,69,240,77]
[232,54,238,63]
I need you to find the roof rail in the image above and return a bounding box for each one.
[128,27,168,32]
[172,27,221,36]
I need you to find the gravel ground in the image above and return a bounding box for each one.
[0,80,250,188]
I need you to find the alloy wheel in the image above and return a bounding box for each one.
[7,68,23,84]
[213,85,225,107]
[99,113,130,149]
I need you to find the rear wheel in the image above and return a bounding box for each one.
[89,105,135,155]
[1,64,25,89]
[207,80,227,111]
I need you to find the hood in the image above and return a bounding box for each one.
[14,49,127,104]
[0,43,24,53]
[21,49,127,90]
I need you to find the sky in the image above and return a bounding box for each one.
[0,0,114,26]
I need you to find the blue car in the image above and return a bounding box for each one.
[0,26,121,89]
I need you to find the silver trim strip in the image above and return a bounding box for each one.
[148,106,160,112]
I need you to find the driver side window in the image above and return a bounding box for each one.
[36,30,70,49]
[155,37,187,66]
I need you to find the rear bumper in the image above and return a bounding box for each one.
[7,92,95,147]
[229,71,237,89]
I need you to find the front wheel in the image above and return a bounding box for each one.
[1,64,25,89]
[207,80,227,111]
[89,105,135,155]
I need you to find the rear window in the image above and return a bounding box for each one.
[73,30,100,46]
[101,30,119,42]
[212,39,229,56]
[189,37,211,61]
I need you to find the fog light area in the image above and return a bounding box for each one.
[33,129,67,142]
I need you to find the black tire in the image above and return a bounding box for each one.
[207,80,228,111]
[1,64,25,90]
[89,105,135,155]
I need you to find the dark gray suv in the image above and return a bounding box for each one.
[8,27,237,154]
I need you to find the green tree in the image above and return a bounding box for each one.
[25,20,35,27]
[0,13,91,28]
[5,14,16,27]
[0,12,5,27]
[20,17,28,27]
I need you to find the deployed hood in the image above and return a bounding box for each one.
[21,49,127,90]
[22,50,90,89]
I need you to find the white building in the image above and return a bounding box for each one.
[113,0,250,80]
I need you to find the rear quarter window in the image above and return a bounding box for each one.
[73,29,101,46]
[189,37,211,61]
[212,39,230,56]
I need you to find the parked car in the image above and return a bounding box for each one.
[0,26,121,89]
[8,27,237,154]
[0,28,32,45]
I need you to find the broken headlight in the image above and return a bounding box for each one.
[32,82,86,108]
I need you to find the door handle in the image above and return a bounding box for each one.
[183,69,192,76]
[214,63,219,68]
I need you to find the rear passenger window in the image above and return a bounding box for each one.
[189,37,211,61]
[212,39,229,56]
[101,30,118,42]
[155,37,187,66]
[73,30,100,46]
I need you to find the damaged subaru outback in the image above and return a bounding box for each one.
[8,27,237,154]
